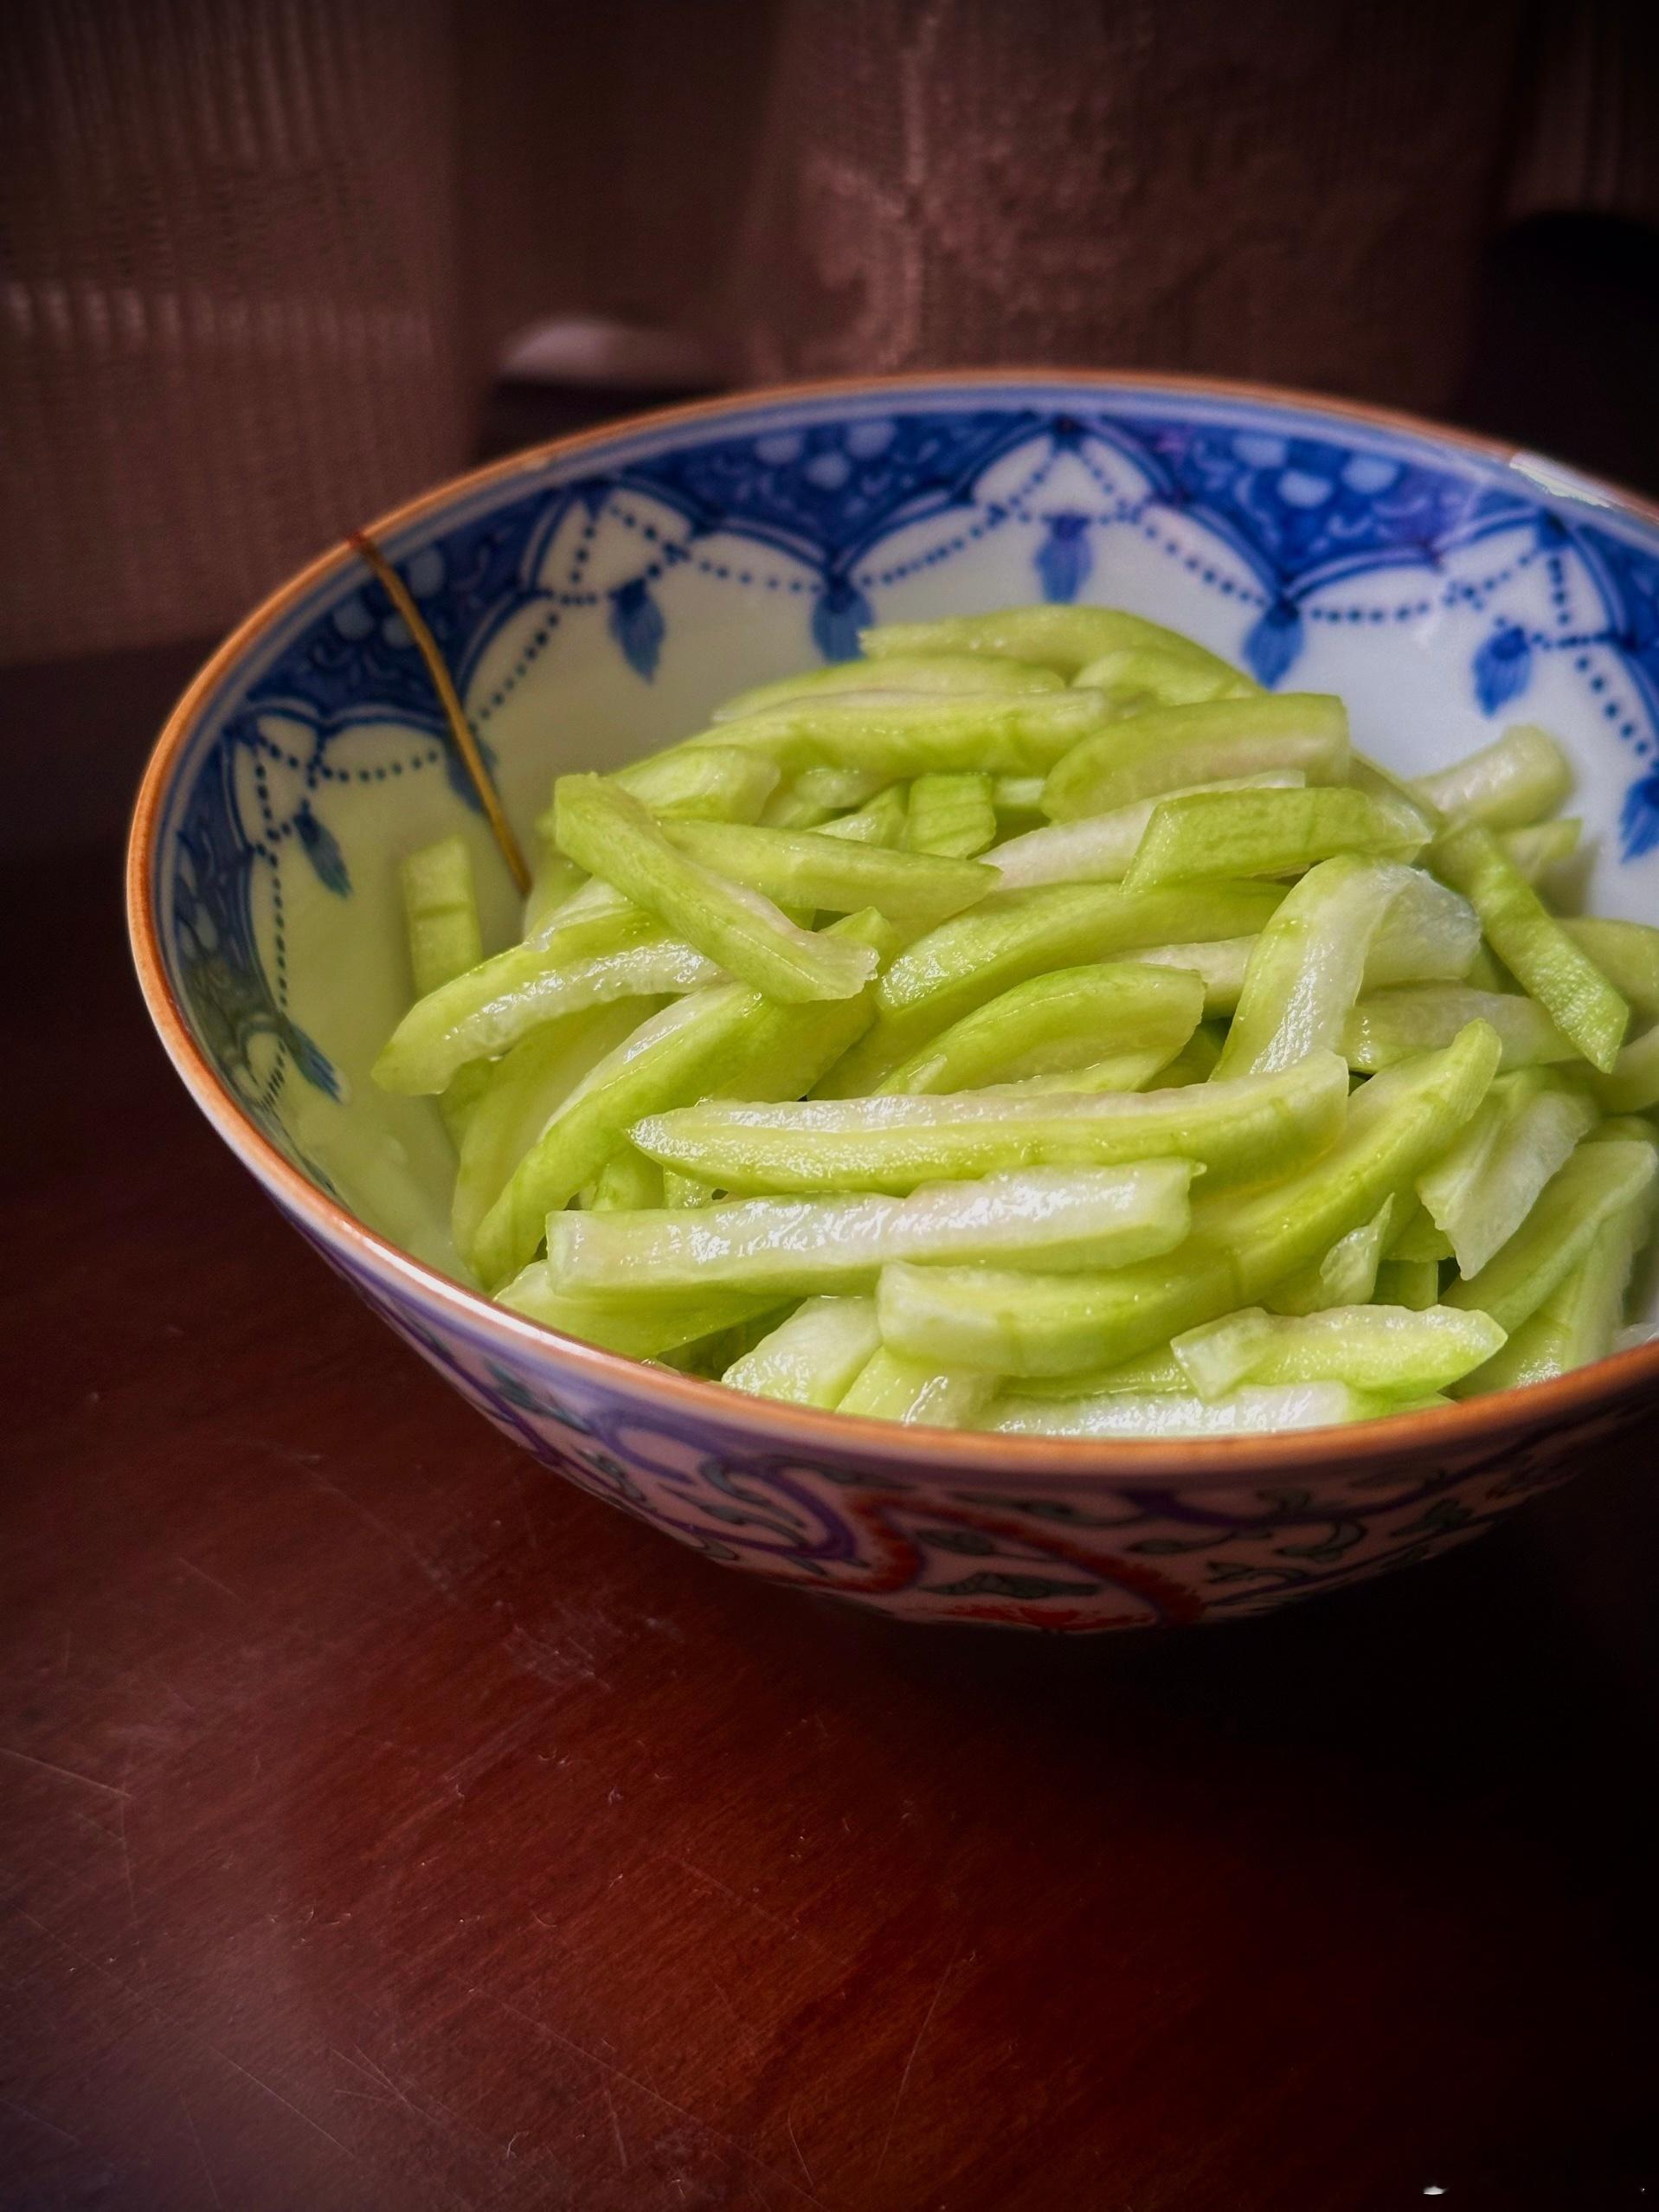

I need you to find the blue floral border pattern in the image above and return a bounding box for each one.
[163,401,1659,1140]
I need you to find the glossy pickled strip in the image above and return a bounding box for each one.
[609,743,783,822]
[1432,823,1628,1072]
[1411,723,1572,830]
[472,914,891,1286]
[1563,918,1659,1020]
[813,786,910,848]
[861,603,1244,678]
[497,1265,780,1358]
[453,1002,651,1255]
[1417,1069,1598,1276]
[987,1381,1389,1437]
[1264,1199,1394,1315]
[1444,1136,1656,1333]
[549,1161,1193,1296]
[402,835,484,998]
[874,1022,1501,1375]
[1456,1205,1649,1393]
[874,962,1206,1096]
[555,775,876,1003]
[675,687,1109,781]
[903,772,998,858]
[1123,785,1425,890]
[661,817,992,923]
[376,904,705,1096]
[1041,693,1349,822]
[987,774,1305,892]
[1171,1302,1505,1400]
[1071,641,1257,713]
[712,653,1063,721]
[837,1350,993,1428]
[1216,858,1473,1079]
[1499,819,1581,886]
[721,1296,882,1408]
[636,1048,1346,1198]
[1344,983,1575,1072]
[1591,1023,1659,1115]
[823,879,1282,1093]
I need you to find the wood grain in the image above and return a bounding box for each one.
[4,841,1658,2210]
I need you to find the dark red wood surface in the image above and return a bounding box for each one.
[5,832,1659,2212]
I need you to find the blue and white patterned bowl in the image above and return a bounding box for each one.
[129,373,1659,1630]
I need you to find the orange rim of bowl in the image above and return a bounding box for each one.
[126,368,1659,1482]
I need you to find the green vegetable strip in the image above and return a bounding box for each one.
[522,853,586,943]
[1005,1347,1193,1399]
[547,1161,1193,1295]
[1154,1026,1225,1086]
[860,604,1244,678]
[712,653,1064,721]
[662,1170,715,1208]
[1360,873,1484,988]
[1132,939,1257,1017]
[401,835,485,997]
[1411,723,1573,830]
[874,1022,1500,1375]
[375,897,678,1095]
[588,1148,667,1212]
[987,774,1306,892]
[822,879,1282,1093]
[1499,820,1581,886]
[659,816,993,922]
[671,688,1109,781]
[813,786,910,847]
[903,772,998,858]
[374,608,1655,1434]
[1563,918,1659,1020]
[611,744,782,821]
[1217,858,1450,1079]
[1457,1206,1648,1393]
[1389,1200,1453,1263]
[1592,1025,1659,1115]
[793,764,891,813]
[1264,1199,1394,1315]
[634,1049,1347,1196]
[1172,1303,1505,1400]
[470,912,893,1286]
[1344,984,1575,1072]
[986,1382,1389,1437]
[999,1049,1189,1096]
[874,963,1206,1096]
[759,788,840,831]
[721,1296,883,1407]
[398,835,493,1139]
[837,1350,993,1428]
[1417,1070,1598,1276]
[496,1264,780,1359]
[1041,693,1349,822]
[1432,824,1629,1072]
[554,775,876,1004]
[1444,1136,1656,1333]
[1373,1257,1441,1309]
[1124,786,1426,890]
[453,1003,650,1257]
[1071,641,1257,713]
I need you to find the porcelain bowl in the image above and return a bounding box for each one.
[128,372,1659,1630]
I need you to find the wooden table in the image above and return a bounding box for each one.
[5,832,1659,2212]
